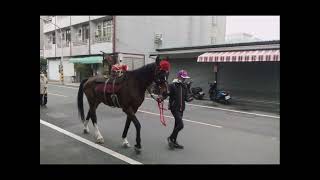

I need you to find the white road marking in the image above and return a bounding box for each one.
[145,97,280,119]
[137,110,223,128]
[232,98,280,105]
[40,119,143,165]
[48,83,279,119]
[48,93,68,97]
[48,84,78,89]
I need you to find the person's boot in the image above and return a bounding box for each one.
[167,137,175,149]
[173,141,184,149]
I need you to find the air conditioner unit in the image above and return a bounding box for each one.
[154,34,163,44]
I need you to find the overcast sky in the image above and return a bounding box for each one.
[226,16,280,40]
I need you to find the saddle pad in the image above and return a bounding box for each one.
[95,83,122,94]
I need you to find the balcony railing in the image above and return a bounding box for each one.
[57,41,71,48]
[92,36,111,44]
[72,39,89,46]
[44,44,53,49]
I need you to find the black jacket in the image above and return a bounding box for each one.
[167,81,193,112]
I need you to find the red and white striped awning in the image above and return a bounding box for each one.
[197,50,280,62]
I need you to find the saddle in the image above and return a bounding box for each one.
[95,75,126,108]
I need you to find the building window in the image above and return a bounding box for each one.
[107,21,112,41]
[96,23,103,38]
[82,25,89,41]
[66,29,71,46]
[211,37,216,44]
[78,29,82,41]
[52,32,55,44]
[103,21,107,37]
[47,35,51,44]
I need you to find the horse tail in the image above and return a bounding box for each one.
[77,78,88,123]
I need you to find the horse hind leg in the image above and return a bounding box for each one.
[90,103,104,144]
[83,111,90,134]
[85,85,104,144]
[124,107,141,153]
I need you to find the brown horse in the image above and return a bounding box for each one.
[77,56,169,152]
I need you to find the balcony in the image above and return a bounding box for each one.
[45,44,53,49]
[57,41,71,48]
[72,39,89,46]
[92,36,111,44]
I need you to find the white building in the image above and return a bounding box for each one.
[225,33,262,44]
[40,17,44,58]
[42,16,226,82]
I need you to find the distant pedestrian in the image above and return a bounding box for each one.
[40,72,48,106]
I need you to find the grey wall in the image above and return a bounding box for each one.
[218,62,280,101]
[168,58,216,99]
[167,59,280,101]
[116,16,226,64]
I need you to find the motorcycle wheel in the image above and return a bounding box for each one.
[194,95,201,100]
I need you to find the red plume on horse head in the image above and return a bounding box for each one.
[159,57,171,71]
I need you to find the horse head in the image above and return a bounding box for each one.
[154,56,171,102]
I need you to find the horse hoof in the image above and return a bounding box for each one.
[96,138,104,144]
[134,145,142,154]
[83,129,90,134]
[122,142,131,148]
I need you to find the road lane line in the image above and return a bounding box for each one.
[48,83,279,119]
[48,93,68,97]
[137,110,223,128]
[48,84,78,89]
[145,97,280,119]
[40,119,143,165]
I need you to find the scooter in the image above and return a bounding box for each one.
[186,81,205,100]
[208,81,231,104]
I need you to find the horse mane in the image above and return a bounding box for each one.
[127,62,156,80]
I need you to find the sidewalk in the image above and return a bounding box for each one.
[48,81,279,115]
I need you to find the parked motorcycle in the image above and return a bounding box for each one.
[186,81,205,100]
[208,81,231,104]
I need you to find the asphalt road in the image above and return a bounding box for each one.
[40,84,280,164]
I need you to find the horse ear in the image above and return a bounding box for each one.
[156,56,160,65]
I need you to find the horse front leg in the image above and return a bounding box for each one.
[131,115,141,153]
[121,116,132,148]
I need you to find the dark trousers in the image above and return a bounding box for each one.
[170,110,184,141]
[40,94,47,105]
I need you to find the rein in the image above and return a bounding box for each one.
[147,88,167,126]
